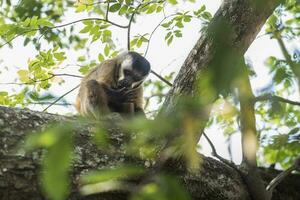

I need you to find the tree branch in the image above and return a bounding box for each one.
[1,106,299,200]
[144,14,176,57]
[255,94,300,106]
[0,18,128,48]
[42,84,80,112]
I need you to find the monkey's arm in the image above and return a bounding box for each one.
[78,80,109,117]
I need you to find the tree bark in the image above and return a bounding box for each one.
[0,106,300,200]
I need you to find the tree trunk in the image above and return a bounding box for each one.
[163,0,282,113]
[0,106,300,200]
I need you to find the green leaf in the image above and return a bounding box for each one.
[54,52,66,61]
[79,65,90,74]
[183,15,192,22]
[22,18,31,27]
[156,6,163,13]
[146,4,157,14]
[125,0,132,5]
[0,91,8,96]
[167,35,173,45]
[17,69,30,83]
[41,127,73,200]
[137,39,143,47]
[201,11,212,21]
[119,5,128,15]
[199,5,206,12]
[30,16,38,27]
[109,3,121,12]
[80,165,145,185]
[167,0,178,5]
[104,44,110,56]
[175,21,184,28]
[80,25,91,33]
[76,4,87,12]
[77,55,86,62]
[161,22,171,28]
[98,53,105,62]
[131,175,191,200]
[103,29,112,37]
[37,19,54,27]
[165,32,172,40]
[174,31,182,37]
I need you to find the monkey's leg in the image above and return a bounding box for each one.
[86,80,110,116]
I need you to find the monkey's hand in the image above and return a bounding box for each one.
[104,86,136,103]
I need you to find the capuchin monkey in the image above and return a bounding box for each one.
[75,51,151,118]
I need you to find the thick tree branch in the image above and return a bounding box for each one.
[1,106,300,200]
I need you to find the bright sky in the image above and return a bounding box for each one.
[0,0,297,164]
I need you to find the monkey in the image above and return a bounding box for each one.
[75,51,151,118]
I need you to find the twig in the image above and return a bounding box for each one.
[42,84,80,112]
[78,0,108,6]
[50,17,128,29]
[127,3,143,50]
[105,1,110,20]
[0,73,82,85]
[144,14,176,57]
[255,94,300,106]
[202,132,239,171]
[266,156,300,193]
[150,70,172,86]
[127,0,166,50]
[48,73,83,78]
[29,102,72,106]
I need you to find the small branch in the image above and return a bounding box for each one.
[48,73,83,79]
[127,0,165,50]
[105,1,110,20]
[29,102,72,106]
[127,3,143,50]
[150,70,172,87]
[144,14,176,57]
[266,156,300,193]
[42,84,80,112]
[0,73,82,85]
[255,94,300,107]
[276,37,299,77]
[202,132,239,171]
[51,17,128,29]
[78,0,107,6]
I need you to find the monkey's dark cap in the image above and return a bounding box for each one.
[128,51,151,76]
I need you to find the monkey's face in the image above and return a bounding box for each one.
[117,52,150,89]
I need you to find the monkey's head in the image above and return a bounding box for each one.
[117,51,151,89]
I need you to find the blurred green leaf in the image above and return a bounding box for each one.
[131,175,191,200]
[109,3,121,12]
[80,165,145,185]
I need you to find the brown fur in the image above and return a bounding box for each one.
[75,58,144,118]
